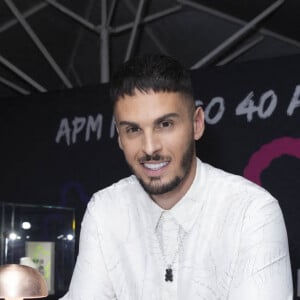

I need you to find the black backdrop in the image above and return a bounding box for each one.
[1,54,300,296]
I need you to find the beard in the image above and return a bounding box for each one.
[128,138,195,195]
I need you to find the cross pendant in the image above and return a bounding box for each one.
[165,267,173,282]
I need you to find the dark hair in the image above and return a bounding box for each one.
[110,54,194,105]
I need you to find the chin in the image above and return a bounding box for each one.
[139,176,181,195]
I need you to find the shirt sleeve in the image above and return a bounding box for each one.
[59,197,116,300]
[229,195,293,300]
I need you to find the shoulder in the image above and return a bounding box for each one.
[83,175,150,231]
[203,161,274,200]
[82,175,147,240]
[198,161,279,220]
[199,162,286,244]
[88,175,141,211]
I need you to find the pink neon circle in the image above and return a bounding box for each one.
[243,137,300,185]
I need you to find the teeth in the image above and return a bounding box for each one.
[144,162,168,170]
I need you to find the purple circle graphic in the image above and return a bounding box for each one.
[244,137,300,185]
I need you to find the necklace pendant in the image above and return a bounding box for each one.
[165,267,173,282]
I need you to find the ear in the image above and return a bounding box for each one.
[115,126,124,150]
[193,107,205,141]
[118,135,124,150]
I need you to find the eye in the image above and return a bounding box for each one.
[159,120,173,128]
[126,126,140,134]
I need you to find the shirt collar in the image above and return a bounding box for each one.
[169,158,205,232]
[140,158,205,233]
[135,180,164,231]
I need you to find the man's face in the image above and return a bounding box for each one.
[114,90,204,199]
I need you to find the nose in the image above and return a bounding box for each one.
[142,130,162,156]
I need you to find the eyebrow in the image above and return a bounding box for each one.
[118,113,180,128]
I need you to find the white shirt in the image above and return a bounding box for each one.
[60,159,293,299]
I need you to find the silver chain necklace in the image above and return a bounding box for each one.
[156,213,188,282]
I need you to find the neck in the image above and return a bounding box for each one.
[151,158,197,210]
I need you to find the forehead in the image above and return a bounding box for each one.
[114,90,188,123]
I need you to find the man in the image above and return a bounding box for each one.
[61,54,293,299]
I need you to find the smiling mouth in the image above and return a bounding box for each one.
[143,161,169,171]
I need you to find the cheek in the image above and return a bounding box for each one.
[166,128,193,149]
[120,140,140,161]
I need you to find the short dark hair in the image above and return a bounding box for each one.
[110,54,194,106]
